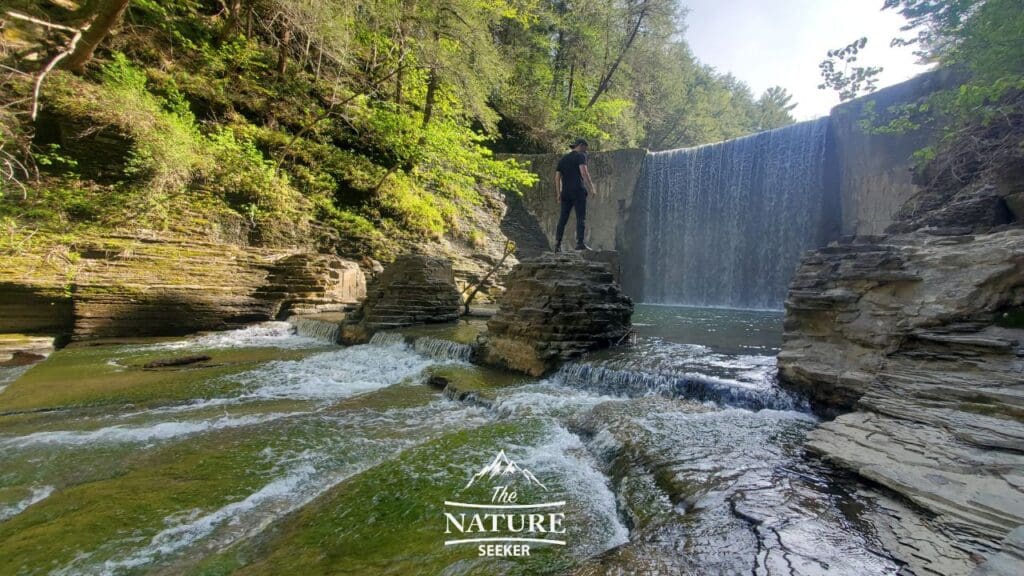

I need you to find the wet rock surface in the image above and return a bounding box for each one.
[480,251,633,376]
[778,229,1024,574]
[0,336,55,368]
[0,303,912,575]
[142,354,212,369]
[568,398,899,576]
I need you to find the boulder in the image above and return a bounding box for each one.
[480,251,633,376]
[357,254,462,331]
[779,230,1024,410]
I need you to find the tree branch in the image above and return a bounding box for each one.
[5,11,85,120]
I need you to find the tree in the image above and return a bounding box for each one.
[63,0,132,74]
[818,37,883,102]
[756,86,797,129]
[821,0,1023,114]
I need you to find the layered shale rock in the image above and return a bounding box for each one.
[258,253,365,316]
[779,231,1024,410]
[0,283,73,336]
[778,229,1024,574]
[480,251,632,376]
[339,254,462,343]
[0,235,366,340]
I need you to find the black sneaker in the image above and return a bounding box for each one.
[553,244,562,253]
[576,243,592,251]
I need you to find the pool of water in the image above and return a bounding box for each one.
[0,310,898,575]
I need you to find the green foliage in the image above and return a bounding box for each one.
[818,37,884,102]
[757,87,799,131]
[33,144,79,174]
[96,53,204,194]
[830,0,1023,130]
[491,0,791,151]
[3,0,796,261]
[201,126,302,219]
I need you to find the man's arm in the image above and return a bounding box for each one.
[580,164,597,196]
[554,171,562,202]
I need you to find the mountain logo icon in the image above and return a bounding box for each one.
[464,450,548,491]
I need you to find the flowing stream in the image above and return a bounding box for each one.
[0,309,899,575]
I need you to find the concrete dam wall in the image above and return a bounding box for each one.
[501,70,960,307]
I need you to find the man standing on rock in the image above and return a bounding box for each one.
[554,138,597,251]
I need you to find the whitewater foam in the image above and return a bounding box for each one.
[1,413,292,449]
[98,461,319,574]
[557,362,804,411]
[135,322,323,352]
[412,337,475,362]
[0,485,54,521]
[87,399,492,574]
[491,381,623,418]
[232,342,438,402]
[519,424,630,556]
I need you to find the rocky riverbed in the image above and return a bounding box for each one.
[0,306,913,575]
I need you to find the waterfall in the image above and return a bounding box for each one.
[557,363,804,412]
[641,119,831,309]
[289,317,341,344]
[369,332,406,347]
[412,337,475,362]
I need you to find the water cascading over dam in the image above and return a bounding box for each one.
[641,118,833,309]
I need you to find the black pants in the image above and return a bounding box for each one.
[556,192,587,247]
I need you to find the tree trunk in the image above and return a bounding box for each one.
[394,64,404,105]
[463,241,515,316]
[422,68,439,127]
[394,22,406,104]
[63,0,131,74]
[277,26,291,76]
[71,0,100,26]
[218,0,244,43]
[586,2,648,109]
[550,29,564,100]
[566,60,575,108]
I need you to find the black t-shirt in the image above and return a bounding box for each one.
[556,151,588,197]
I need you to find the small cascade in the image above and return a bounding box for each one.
[289,317,341,344]
[412,337,475,362]
[557,363,803,412]
[642,118,832,309]
[368,332,407,347]
[441,385,493,409]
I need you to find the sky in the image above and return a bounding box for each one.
[682,0,931,120]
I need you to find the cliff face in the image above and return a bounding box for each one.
[0,235,365,340]
[779,142,1024,573]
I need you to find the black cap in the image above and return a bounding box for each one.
[570,138,588,148]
